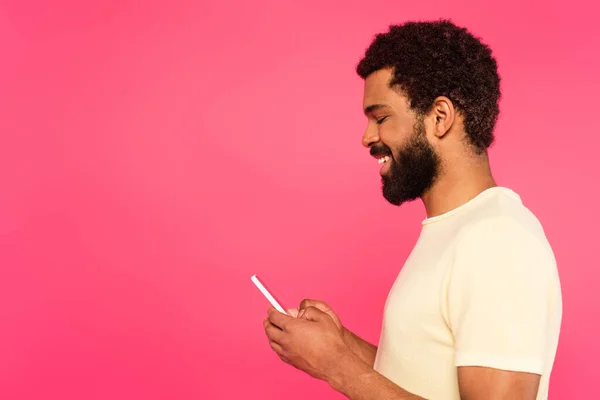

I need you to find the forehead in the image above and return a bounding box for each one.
[362,68,407,109]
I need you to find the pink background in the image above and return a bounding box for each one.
[1,0,598,399]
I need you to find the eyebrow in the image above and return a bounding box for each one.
[363,103,390,115]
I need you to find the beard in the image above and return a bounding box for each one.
[380,119,441,206]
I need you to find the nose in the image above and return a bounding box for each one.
[362,123,380,148]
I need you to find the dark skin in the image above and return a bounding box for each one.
[362,69,498,219]
[264,302,541,399]
[263,68,541,399]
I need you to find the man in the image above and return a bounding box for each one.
[262,19,562,400]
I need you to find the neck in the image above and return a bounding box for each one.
[421,152,497,219]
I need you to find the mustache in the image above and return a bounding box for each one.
[370,145,393,158]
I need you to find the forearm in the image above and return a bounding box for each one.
[343,327,378,367]
[328,352,426,400]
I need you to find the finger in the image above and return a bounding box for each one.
[299,299,321,310]
[279,355,291,364]
[268,341,291,366]
[269,340,285,357]
[298,308,306,319]
[302,306,328,322]
[264,320,286,343]
[264,316,283,328]
[287,308,299,318]
[299,299,331,313]
[263,317,274,330]
[268,307,293,330]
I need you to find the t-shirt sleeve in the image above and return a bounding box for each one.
[447,217,560,374]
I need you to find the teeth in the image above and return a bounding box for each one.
[378,156,390,164]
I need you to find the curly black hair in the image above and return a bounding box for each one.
[356,19,501,152]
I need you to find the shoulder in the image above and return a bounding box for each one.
[451,195,559,283]
[455,191,555,263]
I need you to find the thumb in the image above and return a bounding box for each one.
[302,306,328,322]
[299,299,331,313]
[286,308,299,318]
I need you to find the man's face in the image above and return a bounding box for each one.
[361,68,441,206]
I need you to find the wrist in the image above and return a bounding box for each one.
[326,347,371,394]
[342,326,354,347]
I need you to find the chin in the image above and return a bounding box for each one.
[382,181,423,206]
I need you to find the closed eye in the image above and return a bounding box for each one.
[376,116,388,125]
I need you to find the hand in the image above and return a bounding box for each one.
[289,299,347,345]
[263,306,351,382]
[297,299,343,330]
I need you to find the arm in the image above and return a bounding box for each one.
[328,353,541,400]
[267,305,544,400]
[267,306,423,399]
[342,327,378,367]
[328,351,425,400]
[328,218,556,400]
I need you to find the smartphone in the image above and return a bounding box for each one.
[251,274,287,314]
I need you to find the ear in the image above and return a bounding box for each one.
[430,96,455,138]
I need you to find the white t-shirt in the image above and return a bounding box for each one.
[373,187,562,400]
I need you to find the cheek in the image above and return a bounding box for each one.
[379,123,410,152]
